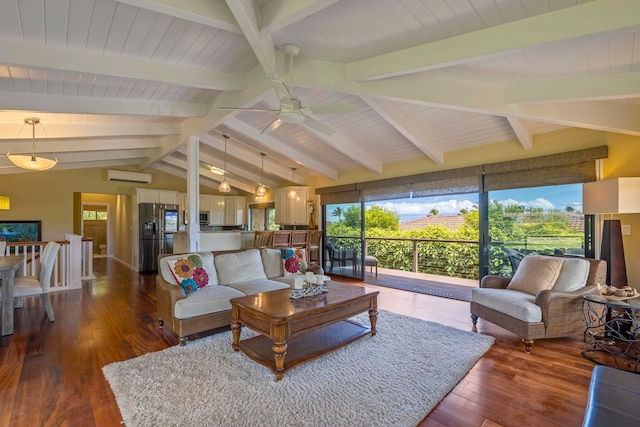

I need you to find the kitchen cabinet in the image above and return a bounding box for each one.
[224,196,246,225]
[275,187,309,225]
[136,188,178,205]
[209,196,226,225]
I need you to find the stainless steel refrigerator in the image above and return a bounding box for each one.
[139,203,179,272]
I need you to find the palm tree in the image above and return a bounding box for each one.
[332,207,344,222]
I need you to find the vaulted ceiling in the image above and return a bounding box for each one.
[0,0,638,195]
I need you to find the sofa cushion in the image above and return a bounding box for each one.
[215,249,267,285]
[174,285,245,319]
[507,254,563,295]
[159,252,218,286]
[553,257,590,292]
[472,288,542,323]
[261,248,284,278]
[226,278,290,295]
[167,255,211,294]
[281,247,308,276]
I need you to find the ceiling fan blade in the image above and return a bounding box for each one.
[301,117,336,135]
[218,107,278,113]
[261,118,283,134]
[302,103,359,115]
[270,78,293,101]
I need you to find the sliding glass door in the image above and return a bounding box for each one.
[482,183,591,277]
[323,202,364,280]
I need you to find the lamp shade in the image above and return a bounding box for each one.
[583,178,640,214]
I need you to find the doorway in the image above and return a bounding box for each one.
[82,203,109,257]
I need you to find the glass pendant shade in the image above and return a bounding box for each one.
[218,134,231,193]
[288,167,298,199]
[218,179,231,193]
[255,153,267,197]
[256,184,267,198]
[8,117,58,171]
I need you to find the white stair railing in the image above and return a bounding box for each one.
[3,236,96,292]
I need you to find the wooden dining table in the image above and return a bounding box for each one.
[0,255,25,336]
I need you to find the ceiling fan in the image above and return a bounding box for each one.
[219,45,358,135]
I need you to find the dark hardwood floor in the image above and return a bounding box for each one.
[0,257,595,426]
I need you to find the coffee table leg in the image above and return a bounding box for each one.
[231,320,242,351]
[272,340,287,381]
[369,308,378,336]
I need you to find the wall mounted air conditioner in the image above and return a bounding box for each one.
[107,169,152,184]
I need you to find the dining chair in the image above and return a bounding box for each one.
[272,231,292,248]
[253,231,273,249]
[307,231,322,264]
[12,241,61,322]
[290,231,308,249]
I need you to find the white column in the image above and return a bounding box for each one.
[65,234,82,289]
[187,135,201,252]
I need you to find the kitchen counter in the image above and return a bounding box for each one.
[173,231,243,253]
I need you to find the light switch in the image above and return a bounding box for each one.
[621,224,631,235]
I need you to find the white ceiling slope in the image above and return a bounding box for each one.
[0,0,639,194]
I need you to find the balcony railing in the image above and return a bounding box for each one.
[328,235,480,280]
[4,235,96,292]
[328,234,585,281]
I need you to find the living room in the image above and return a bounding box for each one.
[1,1,640,426]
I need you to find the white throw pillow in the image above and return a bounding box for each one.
[507,254,563,295]
[159,252,218,286]
[552,257,590,292]
[261,248,284,278]
[214,249,267,285]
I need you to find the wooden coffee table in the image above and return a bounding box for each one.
[230,281,379,380]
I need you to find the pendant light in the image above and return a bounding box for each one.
[218,134,231,193]
[288,167,298,199]
[8,117,58,171]
[255,153,267,198]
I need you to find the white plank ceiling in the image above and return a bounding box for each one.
[0,0,639,194]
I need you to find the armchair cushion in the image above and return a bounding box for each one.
[472,288,542,323]
[506,254,563,295]
[552,257,590,292]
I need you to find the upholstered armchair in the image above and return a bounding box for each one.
[471,254,606,353]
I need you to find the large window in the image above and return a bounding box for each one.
[485,183,588,276]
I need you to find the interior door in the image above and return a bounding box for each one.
[323,202,364,280]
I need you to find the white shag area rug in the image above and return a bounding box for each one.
[103,310,494,427]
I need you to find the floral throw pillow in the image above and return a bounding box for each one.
[168,254,210,295]
[281,248,308,276]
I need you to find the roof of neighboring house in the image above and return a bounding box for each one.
[400,215,466,231]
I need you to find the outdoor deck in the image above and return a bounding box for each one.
[327,265,478,302]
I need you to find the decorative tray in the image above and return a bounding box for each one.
[597,284,640,300]
[599,292,640,301]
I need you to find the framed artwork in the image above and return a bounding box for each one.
[0,221,42,243]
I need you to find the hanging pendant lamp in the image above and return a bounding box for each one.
[288,167,298,199]
[8,117,58,171]
[218,134,231,193]
[255,153,267,198]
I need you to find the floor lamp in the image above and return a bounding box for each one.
[583,178,640,288]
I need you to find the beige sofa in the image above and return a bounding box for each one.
[471,254,606,353]
[157,248,320,345]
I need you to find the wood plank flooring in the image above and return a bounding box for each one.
[0,258,596,426]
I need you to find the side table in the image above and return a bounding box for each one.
[582,294,640,372]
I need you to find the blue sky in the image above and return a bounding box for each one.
[328,183,583,223]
